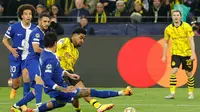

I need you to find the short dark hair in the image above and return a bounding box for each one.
[17,4,36,20]
[44,32,58,48]
[80,15,87,20]
[72,27,86,35]
[38,13,50,19]
[172,10,182,16]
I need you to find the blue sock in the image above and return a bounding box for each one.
[16,91,35,106]
[39,100,66,111]
[90,89,119,98]
[35,84,43,106]
[23,82,30,96]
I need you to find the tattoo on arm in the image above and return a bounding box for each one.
[55,86,66,92]
[77,88,90,97]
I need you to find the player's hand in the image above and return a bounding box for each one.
[190,55,195,61]
[10,48,19,58]
[162,56,166,62]
[68,73,80,80]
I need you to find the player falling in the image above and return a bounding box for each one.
[33,32,132,112]
[2,4,36,111]
[162,10,196,99]
[56,27,122,112]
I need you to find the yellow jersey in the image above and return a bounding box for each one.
[56,38,79,72]
[164,22,194,56]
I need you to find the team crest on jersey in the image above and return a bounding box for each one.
[8,26,11,31]
[58,38,65,44]
[46,64,52,70]
[35,33,40,38]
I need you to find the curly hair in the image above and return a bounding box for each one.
[17,4,36,20]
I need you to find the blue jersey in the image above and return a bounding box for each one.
[40,49,67,98]
[27,26,45,61]
[4,22,36,60]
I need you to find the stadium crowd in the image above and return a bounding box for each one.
[0,0,200,35]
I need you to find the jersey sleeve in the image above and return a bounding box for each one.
[56,38,68,57]
[4,25,15,39]
[42,59,58,90]
[32,32,41,44]
[186,24,194,38]
[164,27,170,40]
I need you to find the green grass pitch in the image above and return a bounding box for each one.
[0,87,200,112]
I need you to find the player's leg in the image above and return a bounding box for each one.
[77,86,132,98]
[21,60,31,111]
[165,55,180,99]
[33,92,68,112]
[35,86,132,112]
[22,68,30,97]
[26,59,43,107]
[75,81,111,111]
[77,86,132,112]
[182,57,194,99]
[34,75,44,107]
[63,75,82,112]
[65,75,107,112]
[10,77,21,99]
[9,60,22,99]
[11,90,36,112]
[33,100,66,112]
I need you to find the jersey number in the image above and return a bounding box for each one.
[10,66,16,73]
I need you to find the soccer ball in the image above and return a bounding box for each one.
[124,107,136,112]
[8,78,12,87]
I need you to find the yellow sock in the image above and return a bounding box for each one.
[187,76,194,93]
[74,107,81,111]
[170,75,176,94]
[89,99,101,109]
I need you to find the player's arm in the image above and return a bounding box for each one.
[2,26,19,58]
[163,39,169,57]
[62,70,80,80]
[32,33,43,53]
[43,60,75,93]
[162,28,170,62]
[189,37,195,59]
[187,25,195,60]
[42,60,66,92]
[44,68,76,93]
[32,43,43,53]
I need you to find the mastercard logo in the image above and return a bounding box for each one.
[117,37,197,88]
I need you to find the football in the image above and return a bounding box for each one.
[124,107,136,112]
[8,78,12,87]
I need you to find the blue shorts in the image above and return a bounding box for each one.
[26,59,41,82]
[53,88,80,103]
[9,54,26,79]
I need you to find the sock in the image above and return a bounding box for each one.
[16,91,35,107]
[35,84,43,106]
[89,99,101,109]
[38,100,65,111]
[187,76,194,94]
[23,82,30,97]
[170,75,177,94]
[12,85,19,90]
[74,107,81,111]
[72,98,80,110]
[90,89,119,98]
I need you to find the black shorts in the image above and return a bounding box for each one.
[171,55,193,72]
[62,70,82,86]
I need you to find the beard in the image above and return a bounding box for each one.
[76,44,82,47]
